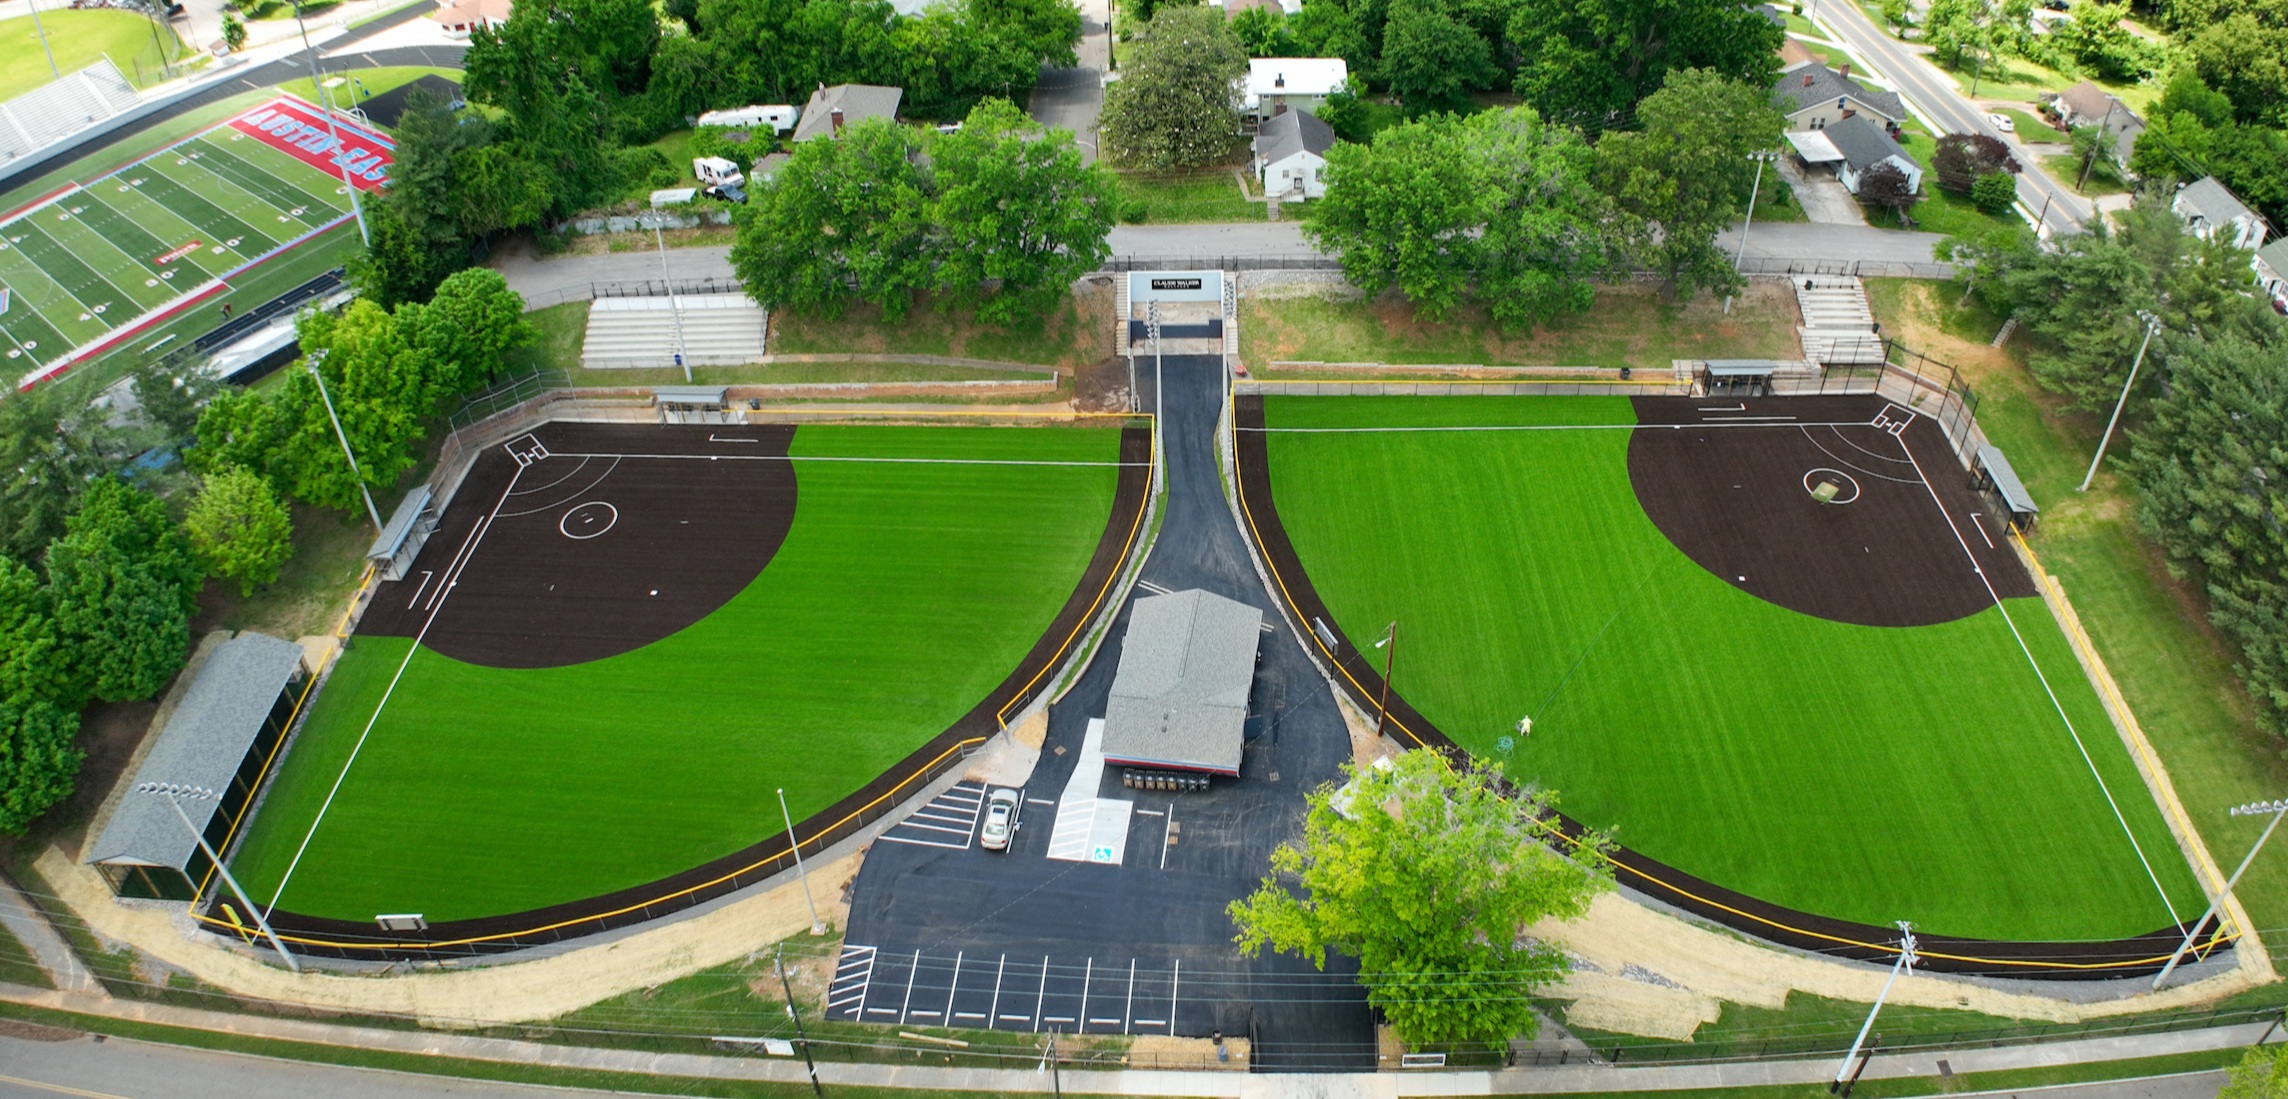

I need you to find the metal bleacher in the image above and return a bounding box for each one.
[0,60,143,167]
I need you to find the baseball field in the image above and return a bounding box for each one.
[227,422,1134,925]
[1250,394,2203,943]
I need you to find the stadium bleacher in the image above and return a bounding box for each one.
[0,60,143,167]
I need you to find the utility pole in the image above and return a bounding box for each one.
[139,784,302,974]
[2079,310,2160,492]
[304,350,386,532]
[1042,1029,1062,1099]
[288,0,369,245]
[1727,150,1777,315]
[1371,621,1397,742]
[777,788,824,934]
[653,213,691,382]
[2152,798,2288,990]
[776,945,826,1098]
[2079,98,2118,192]
[1832,923,1916,1096]
[28,0,59,80]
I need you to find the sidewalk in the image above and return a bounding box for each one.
[0,874,103,997]
[0,979,2272,1097]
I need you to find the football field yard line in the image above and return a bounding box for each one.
[130,169,281,255]
[193,136,351,219]
[63,187,229,285]
[0,244,96,351]
[37,208,180,312]
[261,460,530,921]
[7,217,136,322]
[95,179,261,270]
[175,142,341,231]
[1894,420,2186,929]
[0,232,111,344]
[159,153,313,236]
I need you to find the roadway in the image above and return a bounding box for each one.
[1811,0,2092,236]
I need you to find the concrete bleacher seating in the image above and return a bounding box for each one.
[580,293,767,369]
[1793,276,1887,366]
[0,60,142,167]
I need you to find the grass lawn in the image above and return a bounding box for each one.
[0,9,187,98]
[2039,153,2131,196]
[1259,394,2202,940]
[770,288,1107,368]
[1242,282,1803,370]
[1990,108,2056,139]
[228,425,1123,921]
[1865,277,2288,951]
[195,502,379,640]
[1888,126,2027,236]
[1754,181,1811,224]
[0,918,49,988]
[1925,50,2160,115]
[1116,170,1262,223]
[270,65,461,113]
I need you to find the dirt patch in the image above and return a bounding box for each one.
[1075,357,1132,413]
[1864,280,2021,387]
[0,1018,83,1041]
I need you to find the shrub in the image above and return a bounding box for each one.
[1971,171,2018,215]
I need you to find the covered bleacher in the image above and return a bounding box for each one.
[1973,444,2040,531]
[366,485,437,582]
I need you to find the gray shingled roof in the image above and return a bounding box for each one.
[1824,114,1913,173]
[2176,177,2257,229]
[2258,236,2288,274]
[1773,60,1906,123]
[1100,590,1261,775]
[792,84,903,142]
[87,633,305,871]
[2055,81,2115,123]
[1252,108,1336,167]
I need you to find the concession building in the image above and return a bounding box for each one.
[1100,589,1262,777]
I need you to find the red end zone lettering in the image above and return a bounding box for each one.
[154,240,203,265]
[227,97,396,191]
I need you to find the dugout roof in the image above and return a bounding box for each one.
[1101,589,1261,776]
[367,485,432,563]
[1977,444,2040,519]
[655,385,729,407]
[87,633,306,871]
[1703,360,1786,377]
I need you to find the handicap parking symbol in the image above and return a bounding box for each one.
[1091,845,1115,863]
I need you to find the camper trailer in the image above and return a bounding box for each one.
[692,156,745,187]
[695,104,800,134]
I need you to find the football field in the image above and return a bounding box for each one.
[0,95,386,384]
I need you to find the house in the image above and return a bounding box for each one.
[1772,59,1907,132]
[1826,114,1922,195]
[752,152,790,183]
[1240,58,1348,123]
[2254,238,2288,308]
[430,0,511,35]
[696,104,799,135]
[2043,81,2143,167]
[1220,0,1302,16]
[1253,107,1336,199]
[2173,177,2270,252]
[791,84,902,143]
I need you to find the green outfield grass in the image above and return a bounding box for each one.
[1259,395,2202,942]
[228,425,1123,923]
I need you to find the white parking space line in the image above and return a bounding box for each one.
[1078,958,1094,1034]
[1125,958,1136,1034]
[898,948,919,1024]
[880,782,987,850]
[826,945,875,1018]
[990,954,1006,1028]
[1034,955,1048,1032]
[942,950,963,1024]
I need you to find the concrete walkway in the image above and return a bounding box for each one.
[0,874,103,997]
[0,980,2273,1096]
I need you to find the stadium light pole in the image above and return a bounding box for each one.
[1371,621,1397,743]
[1726,150,1778,316]
[777,788,825,935]
[1831,923,1916,1096]
[304,350,386,532]
[2152,798,2288,991]
[27,0,59,80]
[2078,309,2160,492]
[650,212,692,382]
[137,783,302,974]
[287,0,370,246]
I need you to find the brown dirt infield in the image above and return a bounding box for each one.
[360,423,797,668]
[1626,395,2035,628]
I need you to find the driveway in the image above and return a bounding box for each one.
[1026,0,1108,162]
[1778,156,1866,226]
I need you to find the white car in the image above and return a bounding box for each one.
[979,788,1020,851]
[1986,113,2015,134]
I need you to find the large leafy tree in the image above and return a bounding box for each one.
[184,466,296,598]
[1505,0,1782,133]
[929,99,1119,325]
[2130,72,2288,230]
[1931,132,2018,194]
[0,695,79,836]
[2128,334,2288,734]
[0,376,116,563]
[1099,4,1248,169]
[44,479,203,705]
[2185,13,2288,128]
[1593,68,1783,300]
[730,119,933,319]
[0,554,82,835]
[1229,751,1611,1047]
[405,268,536,396]
[1380,0,1496,115]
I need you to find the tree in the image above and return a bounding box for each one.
[1931,132,2017,193]
[0,556,76,709]
[183,466,295,597]
[1970,170,2016,215]
[2220,1045,2288,1099]
[2053,2,2163,81]
[1309,112,1494,319]
[2185,13,2288,127]
[1859,162,1919,220]
[1228,751,1611,1047]
[1289,0,1377,83]
[1471,107,1609,330]
[1099,5,1247,169]
[2130,71,2288,230]
[1505,0,1783,133]
[0,376,117,564]
[1593,68,1783,300]
[1881,0,1915,35]
[221,12,246,51]
[1380,0,1496,115]
[730,119,933,318]
[0,696,80,836]
[129,358,220,444]
[928,99,1119,324]
[405,267,535,396]
[2128,334,2288,735]
[44,479,202,704]
[1231,6,1300,56]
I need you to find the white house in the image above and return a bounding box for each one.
[1241,58,1347,123]
[1825,115,1922,196]
[2173,177,2270,253]
[1771,60,1906,132]
[696,104,799,135]
[430,0,510,35]
[1253,108,1336,200]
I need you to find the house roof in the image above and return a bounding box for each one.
[1099,589,1261,776]
[430,0,511,25]
[1242,58,1348,110]
[2175,177,2258,228]
[1752,3,1786,26]
[86,633,305,872]
[791,84,902,142]
[1784,129,1845,163]
[1253,108,1337,165]
[2256,236,2288,275]
[1773,60,1906,123]
[1824,114,1913,172]
[2055,81,2117,122]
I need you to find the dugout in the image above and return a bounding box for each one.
[655,385,730,424]
[1700,360,1782,397]
[86,634,309,901]
[366,485,436,583]
[1100,589,1262,777]
[1973,443,2041,532]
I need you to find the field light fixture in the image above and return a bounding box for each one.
[2151,797,2288,990]
[136,782,301,973]
[1371,621,1397,742]
[1831,921,1915,1097]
